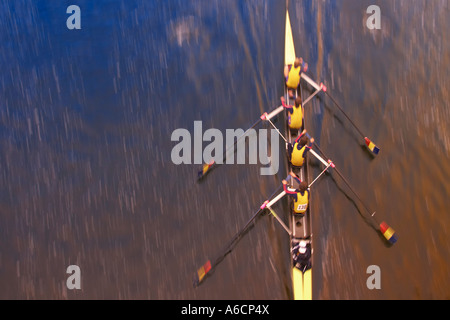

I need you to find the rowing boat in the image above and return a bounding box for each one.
[193,6,394,297]
[283,9,313,301]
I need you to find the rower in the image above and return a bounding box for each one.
[284,57,308,98]
[292,240,312,272]
[281,96,304,131]
[288,129,314,168]
[282,172,310,215]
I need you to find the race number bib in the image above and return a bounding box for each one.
[297,204,307,211]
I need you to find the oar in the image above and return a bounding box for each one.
[193,183,287,287]
[313,143,397,244]
[323,89,380,155]
[301,72,380,155]
[197,106,285,180]
[197,117,262,180]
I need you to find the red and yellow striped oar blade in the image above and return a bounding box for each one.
[379,221,398,244]
[198,160,215,179]
[193,260,212,287]
[365,137,380,155]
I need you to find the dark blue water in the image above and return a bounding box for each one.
[0,0,448,299]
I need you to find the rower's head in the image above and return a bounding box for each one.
[299,135,308,147]
[299,240,307,254]
[294,57,302,68]
[299,181,308,193]
[294,97,302,108]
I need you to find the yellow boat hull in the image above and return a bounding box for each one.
[285,10,296,66]
[286,8,313,301]
[292,267,312,300]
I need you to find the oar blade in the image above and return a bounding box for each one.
[198,161,215,179]
[379,221,398,244]
[364,137,380,155]
[193,260,212,287]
